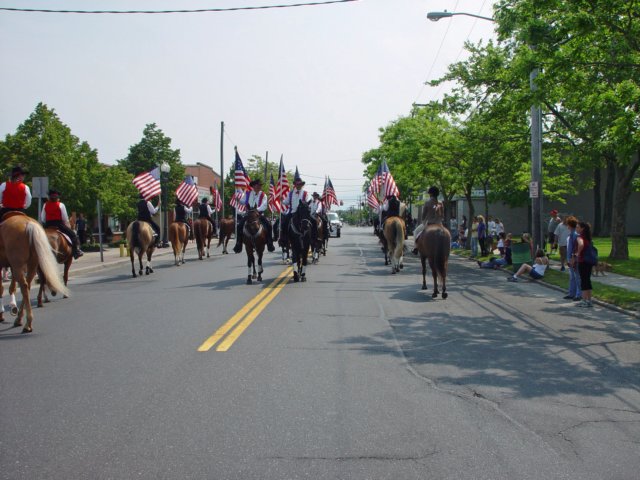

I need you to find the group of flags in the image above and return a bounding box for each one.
[131,149,341,215]
[132,167,222,211]
[367,159,400,210]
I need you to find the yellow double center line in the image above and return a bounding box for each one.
[197,267,292,352]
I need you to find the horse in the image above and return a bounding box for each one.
[382,216,405,274]
[273,217,290,264]
[37,228,73,307]
[415,223,451,299]
[0,213,69,333]
[169,222,188,266]
[194,218,213,260]
[242,209,267,285]
[217,217,234,254]
[126,220,156,278]
[288,201,313,282]
[311,215,326,264]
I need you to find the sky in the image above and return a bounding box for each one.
[0,0,497,207]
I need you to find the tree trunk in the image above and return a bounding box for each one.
[610,151,640,260]
[465,187,475,250]
[601,155,616,236]
[593,166,602,236]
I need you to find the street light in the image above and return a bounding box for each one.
[426,10,544,250]
[160,162,171,248]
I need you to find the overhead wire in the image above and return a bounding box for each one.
[0,0,359,14]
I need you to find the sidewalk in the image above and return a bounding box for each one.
[64,243,200,277]
[546,258,640,293]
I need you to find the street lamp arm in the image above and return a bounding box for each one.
[427,11,494,22]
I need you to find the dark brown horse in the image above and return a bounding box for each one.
[311,215,326,264]
[169,222,188,266]
[273,216,290,264]
[383,216,405,274]
[217,217,234,254]
[242,209,267,284]
[194,218,213,260]
[126,220,156,278]
[0,213,69,333]
[415,223,451,298]
[37,228,73,307]
[289,201,313,282]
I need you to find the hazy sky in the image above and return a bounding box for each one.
[0,0,496,206]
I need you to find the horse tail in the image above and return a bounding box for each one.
[393,219,404,259]
[130,221,141,251]
[433,227,450,280]
[26,222,70,297]
[194,221,203,251]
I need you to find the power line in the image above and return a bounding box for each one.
[0,0,359,15]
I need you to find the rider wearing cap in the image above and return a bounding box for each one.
[0,165,32,222]
[310,192,330,236]
[412,186,443,254]
[136,193,162,247]
[281,173,316,241]
[233,179,276,253]
[174,198,193,240]
[40,189,84,259]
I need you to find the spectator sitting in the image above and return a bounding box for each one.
[508,248,549,282]
[477,232,512,269]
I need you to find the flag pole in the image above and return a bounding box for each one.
[264,151,268,184]
[220,121,225,219]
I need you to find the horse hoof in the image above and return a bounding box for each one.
[421,285,427,290]
[257,276,262,282]
[132,273,137,278]
[442,292,448,299]
[392,270,396,274]
[37,302,43,308]
[247,279,252,285]
[10,307,18,316]
[432,292,438,298]
[399,264,404,270]
[139,270,143,276]
[301,276,307,282]
[51,291,57,297]
[21,326,32,334]
[13,320,22,327]
[63,295,69,299]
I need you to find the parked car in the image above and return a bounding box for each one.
[327,212,342,238]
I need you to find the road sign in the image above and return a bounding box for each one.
[529,181,539,198]
[32,177,49,198]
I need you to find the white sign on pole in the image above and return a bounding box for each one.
[529,181,539,199]
[32,177,49,198]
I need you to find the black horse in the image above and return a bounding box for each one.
[288,201,314,282]
[273,217,290,264]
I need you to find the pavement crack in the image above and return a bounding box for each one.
[267,451,439,462]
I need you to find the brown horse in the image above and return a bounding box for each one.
[242,209,267,284]
[37,228,73,307]
[383,216,405,274]
[0,214,69,333]
[126,220,156,278]
[415,223,451,298]
[217,217,235,254]
[311,216,326,264]
[169,222,188,266]
[194,218,213,260]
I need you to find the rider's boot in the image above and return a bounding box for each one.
[73,241,84,259]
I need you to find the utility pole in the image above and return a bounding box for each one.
[530,68,544,251]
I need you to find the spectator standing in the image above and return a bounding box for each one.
[575,221,594,308]
[554,216,570,271]
[488,216,497,250]
[449,215,458,241]
[470,216,479,257]
[76,213,87,245]
[564,216,582,301]
[495,218,505,238]
[547,209,562,253]
[477,215,487,256]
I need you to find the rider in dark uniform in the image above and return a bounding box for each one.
[198,197,216,234]
[174,198,192,239]
[136,194,161,247]
[40,189,84,259]
[381,194,400,227]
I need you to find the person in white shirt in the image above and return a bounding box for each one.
[311,191,330,238]
[281,175,315,242]
[233,179,275,253]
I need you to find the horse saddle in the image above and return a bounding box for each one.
[1,211,26,222]
[47,228,73,247]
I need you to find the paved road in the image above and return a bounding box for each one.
[1,227,639,479]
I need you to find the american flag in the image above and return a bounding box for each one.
[210,186,222,212]
[268,174,281,213]
[380,160,400,198]
[176,175,198,206]
[370,163,384,196]
[231,149,250,212]
[322,176,339,210]
[275,155,289,203]
[132,167,161,200]
[367,184,380,210]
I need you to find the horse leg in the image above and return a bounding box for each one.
[138,252,144,276]
[421,256,428,290]
[63,259,71,297]
[145,249,154,274]
[257,251,263,282]
[9,278,18,316]
[0,276,3,323]
[441,262,449,299]
[301,245,308,282]
[21,267,38,333]
[429,257,439,298]
[246,251,253,285]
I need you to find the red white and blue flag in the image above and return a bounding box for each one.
[132,167,161,201]
[176,175,198,206]
[383,162,400,198]
[322,176,339,210]
[275,155,289,205]
[372,160,399,198]
[210,186,222,212]
[231,149,250,212]
[268,174,282,213]
[370,163,384,196]
[367,184,380,210]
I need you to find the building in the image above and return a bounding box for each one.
[184,162,221,202]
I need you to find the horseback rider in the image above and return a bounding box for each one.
[174,198,193,239]
[281,173,317,241]
[0,165,32,222]
[198,197,216,232]
[40,189,84,259]
[412,186,443,254]
[310,192,330,236]
[136,193,162,247]
[233,179,276,253]
[381,194,400,227]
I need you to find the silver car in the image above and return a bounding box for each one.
[327,212,342,238]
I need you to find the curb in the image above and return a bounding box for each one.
[455,253,640,320]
